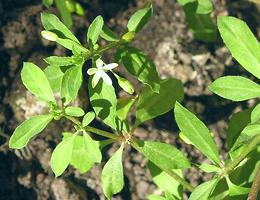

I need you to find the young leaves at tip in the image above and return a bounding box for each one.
[174,102,221,165]
[101,144,124,199]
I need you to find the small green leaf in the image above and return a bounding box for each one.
[75,3,84,16]
[114,73,134,94]
[9,114,53,149]
[242,123,260,137]
[44,65,64,92]
[65,106,84,117]
[199,163,221,173]
[209,76,260,101]
[88,79,117,130]
[196,0,213,14]
[82,112,96,127]
[226,177,250,196]
[44,56,75,66]
[87,15,104,47]
[61,66,83,105]
[135,78,184,126]
[42,0,53,7]
[54,0,73,28]
[101,144,124,199]
[218,16,260,79]
[139,140,191,170]
[51,134,75,177]
[100,25,119,42]
[174,102,221,164]
[148,162,182,199]
[189,179,218,200]
[41,12,79,43]
[116,47,160,93]
[83,132,102,163]
[21,62,56,104]
[116,96,136,121]
[251,104,260,123]
[127,5,153,33]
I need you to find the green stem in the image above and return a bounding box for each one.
[84,126,123,141]
[223,134,260,176]
[131,140,195,192]
[97,40,124,54]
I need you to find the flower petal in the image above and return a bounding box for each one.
[103,63,118,70]
[101,72,112,85]
[87,68,98,75]
[92,72,102,88]
[96,59,104,69]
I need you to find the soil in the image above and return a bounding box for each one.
[0,0,260,200]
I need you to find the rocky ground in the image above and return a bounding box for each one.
[0,0,260,199]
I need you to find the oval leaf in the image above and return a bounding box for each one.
[189,179,218,200]
[83,132,102,163]
[209,76,260,101]
[65,106,85,117]
[174,102,221,164]
[51,134,75,177]
[21,62,56,104]
[218,16,260,79]
[82,112,96,127]
[101,144,124,199]
[251,104,260,123]
[9,114,53,149]
[44,65,64,92]
[139,140,191,170]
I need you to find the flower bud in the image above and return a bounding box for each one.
[122,31,135,42]
[114,73,134,94]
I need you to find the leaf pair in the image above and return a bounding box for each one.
[210,17,260,101]
[51,132,101,176]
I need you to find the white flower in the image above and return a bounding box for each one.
[87,59,118,88]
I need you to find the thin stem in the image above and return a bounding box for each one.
[247,165,260,200]
[131,140,195,192]
[84,126,123,141]
[97,40,123,54]
[64,115,81,126]
[223,134,260,176]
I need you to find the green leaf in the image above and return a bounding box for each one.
[226,108,252,150]
[42,0,53,7]
[251,104,260,123]
[148,162,182,199]
[209,76,260,101]
[63,133,98,173]
[54,0,73,28]
[101,144,124,199]
[226,177,250,196]
[135,78,184,126]
[116,96,136,121]
[177,0,196,6]
[61,66,83,105]
[100,25,119,42]
[218,16,260,79]
[189,179,218,200]
[174,102,221,164]
[21,62,56,104]
[44,56,75,66]
[51,134,75,177]
[127,5,153,33]
[44,65,64,92]
[164,191,179,200]
[87,15,104,47]
[83,132,102,163]
[114,73,135,94]
[82,112,96,127]
[139,140,191,170]
[199,163,221,173]
[196,0,213,14]
[9,114,53,149]
[88,79,117,130]
[65,106,85,117]
[182,1,216,42]
[148,195,167,200]
[116,47,160,93]
[242,123,260,137]
[41,12,79,43]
